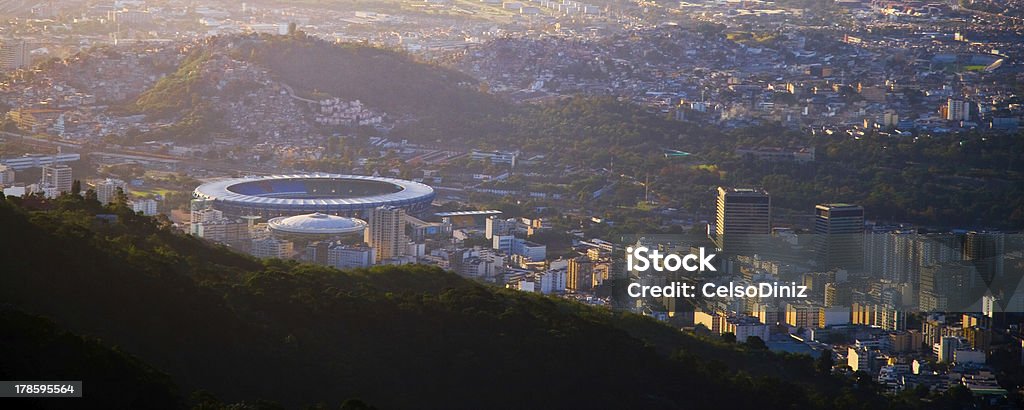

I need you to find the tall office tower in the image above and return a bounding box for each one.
[365,206,407,263]
[41,164,72,193]
[95,178,127,205]
[0,39,29,71]
[963,231,1005,288]
[813,203,864,271]
[711,187,770,255]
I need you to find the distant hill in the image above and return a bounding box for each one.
[126,34,507,144]
[232,33,507,119]
[0,194,925,409]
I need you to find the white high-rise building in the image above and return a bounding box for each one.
[365,206,407,263]
[946,98,971,122]
[537,267,567,294]
[0,39,29,71]
[41,164,72,194]
[95,178,127,205]
[130,198,159,216]
[0,164,14,187]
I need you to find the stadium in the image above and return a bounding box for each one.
[193,174,435,218]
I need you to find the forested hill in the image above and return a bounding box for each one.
[0,194,956,409]
[131,33,505,122]
[232,34,506,119]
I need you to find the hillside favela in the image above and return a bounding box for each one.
[0,0,1023,409]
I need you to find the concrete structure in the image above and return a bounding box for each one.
[937,336,959,363]
[365,206,407,263]
[193,174,434,218]
[848,347,874,373]
[724,316,770,343]
[0,39,29,71]
[0,164,13,187]
[963,231,1004,286]
[327,243,375,269]
[251,236,293,259]
[95,178,127,205]
[814,203,864,271]
[711,187,770,254]
[0,153,80,170]
[267,212,367,240]
[130,198,158,216]
[41,164,72,194]
[567,257,593,291]
[946,98,971,122]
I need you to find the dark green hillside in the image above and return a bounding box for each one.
[0,194,944,409]
[0,309,181,409]
[233,34,507,119]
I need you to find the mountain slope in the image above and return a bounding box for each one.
[0,195,915,409]
[0,309,181,409]
[233,33,506,119]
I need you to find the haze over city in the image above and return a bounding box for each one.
[0,0,1022,408]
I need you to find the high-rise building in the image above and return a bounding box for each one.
[485,216,514,239]
[130,198,159,216]
[711,187,770,255]
[963,231,1004,287]
[814,203,864,271]
[919,261,972,312]
[882,110,899,128]
[848,347,874,373]
[937,336,959,363]
[365,206,407,263]
[41,164,72,193]
[0,39,29,71]
[95,178,127,205]
[567,257,593,292]
[946,98,971,122]
[0,164,14,187]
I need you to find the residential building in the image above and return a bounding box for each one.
[365,206,407,263]
[41,164,72,194]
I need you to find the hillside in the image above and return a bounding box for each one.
[0,309,181,409]
[0,194,938,409]
[233,33,506,119]
[126,34,506,145]
[122,35,1023,228]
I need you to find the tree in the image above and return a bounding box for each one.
[287,22,297,36]
[113,187,129,206]
[84,189,98,204]
[71,179,81,196]
[721,332,736,343]
[340,399,377,410]
[816,349,834,375]
[744,336,767,350]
